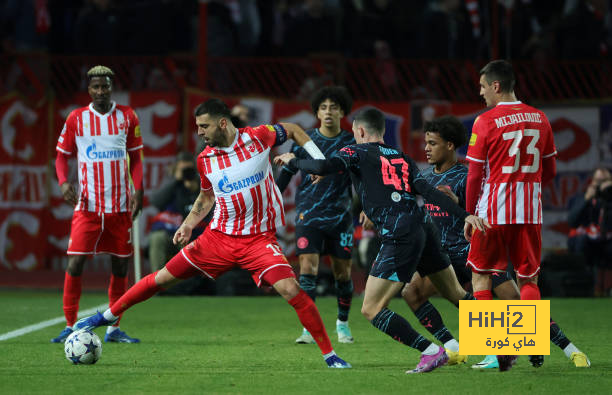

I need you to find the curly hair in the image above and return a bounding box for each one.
[423,115,468,149]
[310,86,352,116]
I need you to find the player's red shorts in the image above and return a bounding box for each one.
[67,211,133,257]
[165,228,295,287]
[467,224,541,279]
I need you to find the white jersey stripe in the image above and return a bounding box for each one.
[516,182,524,223]
[497,182,506,224]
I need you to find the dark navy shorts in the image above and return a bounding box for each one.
[295,218,353,260]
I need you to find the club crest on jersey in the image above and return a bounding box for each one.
[117,121,126,133]
[86,141,125,160]
[218,171,265,193]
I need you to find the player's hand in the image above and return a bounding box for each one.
[130,190,144,220]
[60,182,78,207]
[359,211,375,231]
[436,185,459,204]
[310,174,324,184]
[173,224,193,247]
[464,215,490,241]
[273,153,295,166]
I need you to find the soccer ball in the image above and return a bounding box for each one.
[64,330,102,365]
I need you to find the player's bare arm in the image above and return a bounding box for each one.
[359,211,375,231]
[280,123,325,159]
[173,188,215,247]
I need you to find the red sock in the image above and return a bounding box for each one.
[108,274,128,326]
[288,290,333,355]
[474,290,493,300]
[110,272,162,316]
[520,282,541,300]
[63,273,82,327]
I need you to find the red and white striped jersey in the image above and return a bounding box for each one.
[197,124,287,236]
[466,101,557,224]
[56,102,143,213]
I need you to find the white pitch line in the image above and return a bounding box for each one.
[0,304,108,341]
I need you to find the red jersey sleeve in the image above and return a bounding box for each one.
[197,154,212,191]
[126,108,144,151]
[465,115,488,163]
[249,124,288,148]
[56,110,78,155]
[540,114,557,159]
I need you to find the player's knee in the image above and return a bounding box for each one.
[66,256,86,276]
[401,284,421,308]
[154,268,179,288]
[361,303,379,321]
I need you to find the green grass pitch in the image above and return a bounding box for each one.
[0,290,610,394]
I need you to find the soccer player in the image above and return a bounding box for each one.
[399,115,516,367]
[75,99,351,369]
[275,86,356,345]
[51,65,143,344]
[464,59,590,371]
[274,107,490,374]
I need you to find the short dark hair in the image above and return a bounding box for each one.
[194,99,231,119]
[480,60,515,93]
[353,107,385,136]
[423,115,468,149]
[310,86,352,116]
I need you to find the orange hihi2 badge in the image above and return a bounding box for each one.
[459,300,550,355]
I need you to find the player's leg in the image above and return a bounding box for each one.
[549,318,591,367]
[330,256,354,343]
[249,233,350,368]
[364,230,448,373]
[362,276,448,373]
[75,229,223,332]
[52,211,99,343]
[51,254,87,343]
[103,255,140,343]
[327,222,355,343]
[294,225,323,343]
[402,272,465,364]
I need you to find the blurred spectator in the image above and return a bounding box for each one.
[148,151,204,272]
[567,167,612,267]
[231,103,251,127]
[418,0,475,59]
[1,0,49,51]
[556,0,610,59]
[74,0,120,54]
[282,0,340,56]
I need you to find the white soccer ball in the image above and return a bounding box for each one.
[64,329,102,365]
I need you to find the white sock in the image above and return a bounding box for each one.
[444,339,460,353]
[422,343,440,356]
[336,319,348,326]
[106,326,119,334]
[563,343,580,358]
[103,309,118,322]
[323,350,337,360]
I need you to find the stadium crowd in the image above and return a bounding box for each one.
[1,0,610,61]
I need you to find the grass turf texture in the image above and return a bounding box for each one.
[1,291,610,394]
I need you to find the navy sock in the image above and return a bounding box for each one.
[550,318,571,350]
[413,301,454,344]
[299,274,317,302]
[335,279,353,322]
[371,308,431,352]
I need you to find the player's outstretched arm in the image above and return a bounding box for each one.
[280,123,325,159]
[173,188,215,247]
[274,153,346,176]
